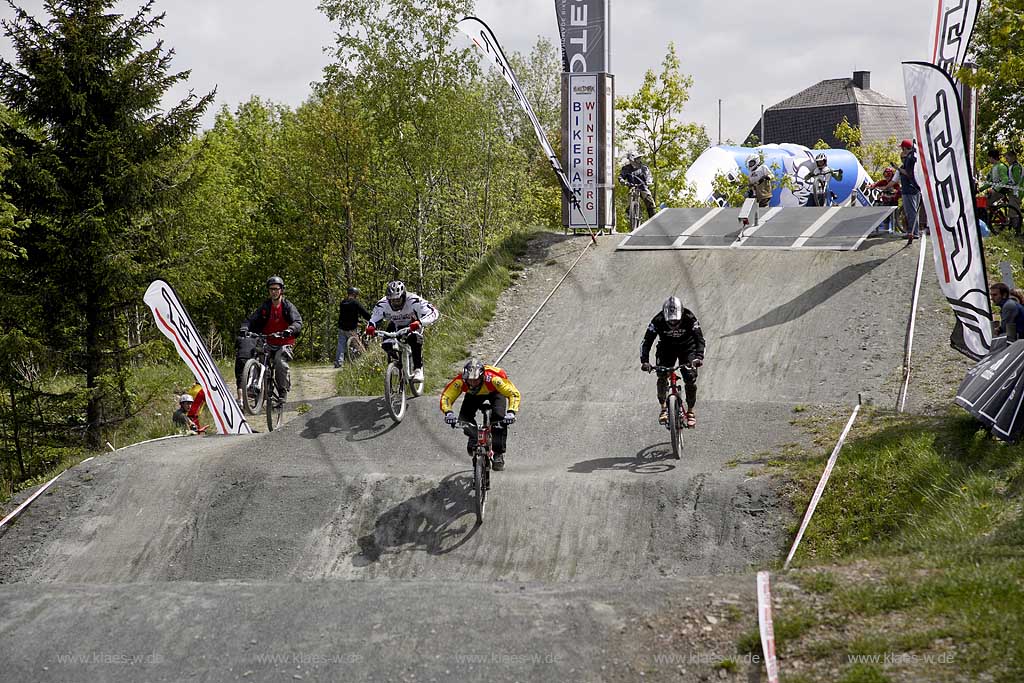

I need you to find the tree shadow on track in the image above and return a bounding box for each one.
[352,472,481,566]
[722,257,890,338]
[300,397,399,441]
[568,443,677,474]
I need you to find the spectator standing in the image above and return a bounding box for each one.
[336,286,372,367]
[897,140,922,243]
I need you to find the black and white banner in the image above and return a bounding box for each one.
[457,16,574,199]
[553,0,609,73]
[144,280,252,435]
[553,0,570,72]
[903,62,992,359]
[928,0,980,74]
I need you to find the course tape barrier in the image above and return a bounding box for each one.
[493,238,596,366]
[756,571,780,683]
[783,402,862,570]
[899,234,929,412]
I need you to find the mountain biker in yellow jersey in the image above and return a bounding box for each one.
[440,359,521,471]
[640,297,706,428]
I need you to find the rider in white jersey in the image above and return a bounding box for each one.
[365,280,439,382]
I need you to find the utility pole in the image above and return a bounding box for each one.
[718,99,722,145]
[760,104,765,145]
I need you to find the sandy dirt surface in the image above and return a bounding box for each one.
[0,230,937,682]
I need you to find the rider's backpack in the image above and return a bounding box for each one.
[236,335,258,360]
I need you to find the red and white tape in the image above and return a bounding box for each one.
[757,570,780,683]
[784,402,861,569]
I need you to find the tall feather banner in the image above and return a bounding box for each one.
[903,61,992,359]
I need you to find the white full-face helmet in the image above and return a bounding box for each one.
[662,296,683,326]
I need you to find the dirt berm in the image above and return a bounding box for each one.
[0,236,921,681]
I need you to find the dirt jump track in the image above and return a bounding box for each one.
[0,236,920,681]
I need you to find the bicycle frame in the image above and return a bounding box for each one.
[378,328,415,378]
[455,402,493,524]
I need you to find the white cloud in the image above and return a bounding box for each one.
[2,0,937,140]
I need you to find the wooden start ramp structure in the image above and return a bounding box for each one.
[617,206,898,251]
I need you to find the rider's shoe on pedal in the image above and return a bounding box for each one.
[659,404,668,425]
[492,452,505,471]
[685,410,696,428]
[412,367,424,383]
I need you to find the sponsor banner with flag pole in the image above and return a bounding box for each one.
[903,61,992,359]
[457,16,598,241]
[928,0,981,74]
[144,280,252,435]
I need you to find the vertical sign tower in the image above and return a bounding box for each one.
[557,0,613,233]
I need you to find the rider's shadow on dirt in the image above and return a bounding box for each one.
[351,472,480,567]
[568,444,677,474]
[300,397,398,441]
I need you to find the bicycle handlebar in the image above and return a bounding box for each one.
[646,363,697,373]
[377,327,413,339]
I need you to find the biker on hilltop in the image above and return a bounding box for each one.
[619,151,657,219]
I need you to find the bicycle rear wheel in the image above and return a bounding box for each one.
[242,358,264,415]
[667,394,681,459]
[993,204,1023,235]
[266,373,284,431]
[346,334,365,363]
[473,454,486,525]
[384,362,407,422]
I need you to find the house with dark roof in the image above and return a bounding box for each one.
[747,71,911,148]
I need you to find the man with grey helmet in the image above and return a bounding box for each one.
[640,297,706,428]
[239,276,303,402]
[366,280,439,383]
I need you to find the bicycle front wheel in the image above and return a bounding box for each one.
[242,358,264,415]
[266,372,284,431]
[473,454,486,525]
[384,363,407,422]
[667,394,682,460]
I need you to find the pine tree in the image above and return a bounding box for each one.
[0,0,212,447]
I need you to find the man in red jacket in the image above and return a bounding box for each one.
[239,276,303,402]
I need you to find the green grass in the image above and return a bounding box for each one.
[771,404,1024,680]
[335,226,546,397]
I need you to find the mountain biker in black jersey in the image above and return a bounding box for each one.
[640,296,706,428]
[619,151,657,219]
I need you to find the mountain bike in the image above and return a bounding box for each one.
[453,401,494,525]
[807,170,840,207]
[648,363,696,460]
[977,193,1023,235]
[344,328,372,363]
[240,332,287,431]
[627,185,643,230]
[378,327,424,423]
